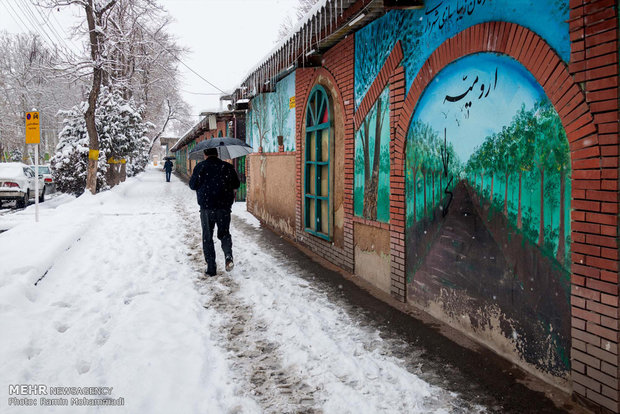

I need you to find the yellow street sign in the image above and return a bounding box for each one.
[25,112,40,144]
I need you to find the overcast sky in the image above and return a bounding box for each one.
[162,0,297,118]
[0,0,298,123]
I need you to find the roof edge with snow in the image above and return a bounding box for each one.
[232,0,387,101]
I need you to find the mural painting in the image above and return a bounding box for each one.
[354,87,390,222]
[354,0,569,107]
[406,53,571,377]
[247,72,296,153]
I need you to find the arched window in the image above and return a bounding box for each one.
[304,85,331,240]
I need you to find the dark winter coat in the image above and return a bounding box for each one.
[189,157,240,210]
[164,160,173,172]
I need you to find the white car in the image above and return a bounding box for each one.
[0,162,45,208]
[29,164,54,191]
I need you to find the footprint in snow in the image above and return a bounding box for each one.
[76,360,90,374]
[54,322,69,333]
[95,328,110,346]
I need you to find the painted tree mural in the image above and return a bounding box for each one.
[350,0,573,378]
[271,72,295,150]
[251,93,271,152]
[247,72,296,153]
[354,87,390,222]
[404,52,572,377]
[463,99,571,264]
[406,121,459,226]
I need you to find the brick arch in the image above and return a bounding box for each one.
[390,21,602,296]
[395,21,598,169]
[387,20,609,389]
[297,66,348,248]
[297,67,347,127]
[390,22,602,296]
[387,17,617,381]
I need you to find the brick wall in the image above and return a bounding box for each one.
[246,2,618,410]
[567,0,620,411]
[387,11,618,412]
[294,36,356,273]
[351,40,408,301]
[388,64,407,301]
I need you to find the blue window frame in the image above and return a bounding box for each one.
[304,85,331,240]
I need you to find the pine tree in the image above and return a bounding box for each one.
[51,88,150,195]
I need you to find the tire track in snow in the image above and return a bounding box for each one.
[176,196,319,414]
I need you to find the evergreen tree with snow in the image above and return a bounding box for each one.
[52,103,108,196]
[52,88,151,196]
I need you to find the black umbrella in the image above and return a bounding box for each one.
[188,137,253,161]
[163,156,175,160]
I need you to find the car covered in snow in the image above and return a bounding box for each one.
[0,162,45,208]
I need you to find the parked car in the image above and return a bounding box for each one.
[29,164,54,191]
[0,162,45,208]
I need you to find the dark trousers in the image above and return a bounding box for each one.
[199,208,233,272]
[165,171,171,182]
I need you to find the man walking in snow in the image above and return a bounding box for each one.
[164,159,173,182]
[189,148,240,276]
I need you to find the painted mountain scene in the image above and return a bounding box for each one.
[405,53,572,378]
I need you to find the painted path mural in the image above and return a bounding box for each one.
[247,72,296,152]
[405,53,571,377]
[355,87,390,223]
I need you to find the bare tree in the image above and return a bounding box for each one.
[36,0,190,193]
[0,32,82,162]
[37,0,119,193]
[252,94,271,151]
[102,0,192,152]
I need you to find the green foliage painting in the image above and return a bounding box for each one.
[354,87,390,222]
[406,122,461,226]
[407,53,571,270]
[464,101,571,264]
[404,53,572,376]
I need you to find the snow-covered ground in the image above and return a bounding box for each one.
[0,192,74,230]
[0,166,486,413]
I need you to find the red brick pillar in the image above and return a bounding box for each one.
[390,65,407,302]
[568,0,620,411]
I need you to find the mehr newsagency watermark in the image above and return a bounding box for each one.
[8,384,124,407]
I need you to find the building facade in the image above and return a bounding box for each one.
[171,110,247,200]
[235,0,619,411]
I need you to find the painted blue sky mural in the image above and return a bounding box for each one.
[354,0,569,106]
[413,53,545,162]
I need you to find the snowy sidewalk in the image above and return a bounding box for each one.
[0,167,574,413]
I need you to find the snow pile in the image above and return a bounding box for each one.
[0,163,27,178]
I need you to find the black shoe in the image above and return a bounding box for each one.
[225,257,234,272]
[205,267,217,277]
